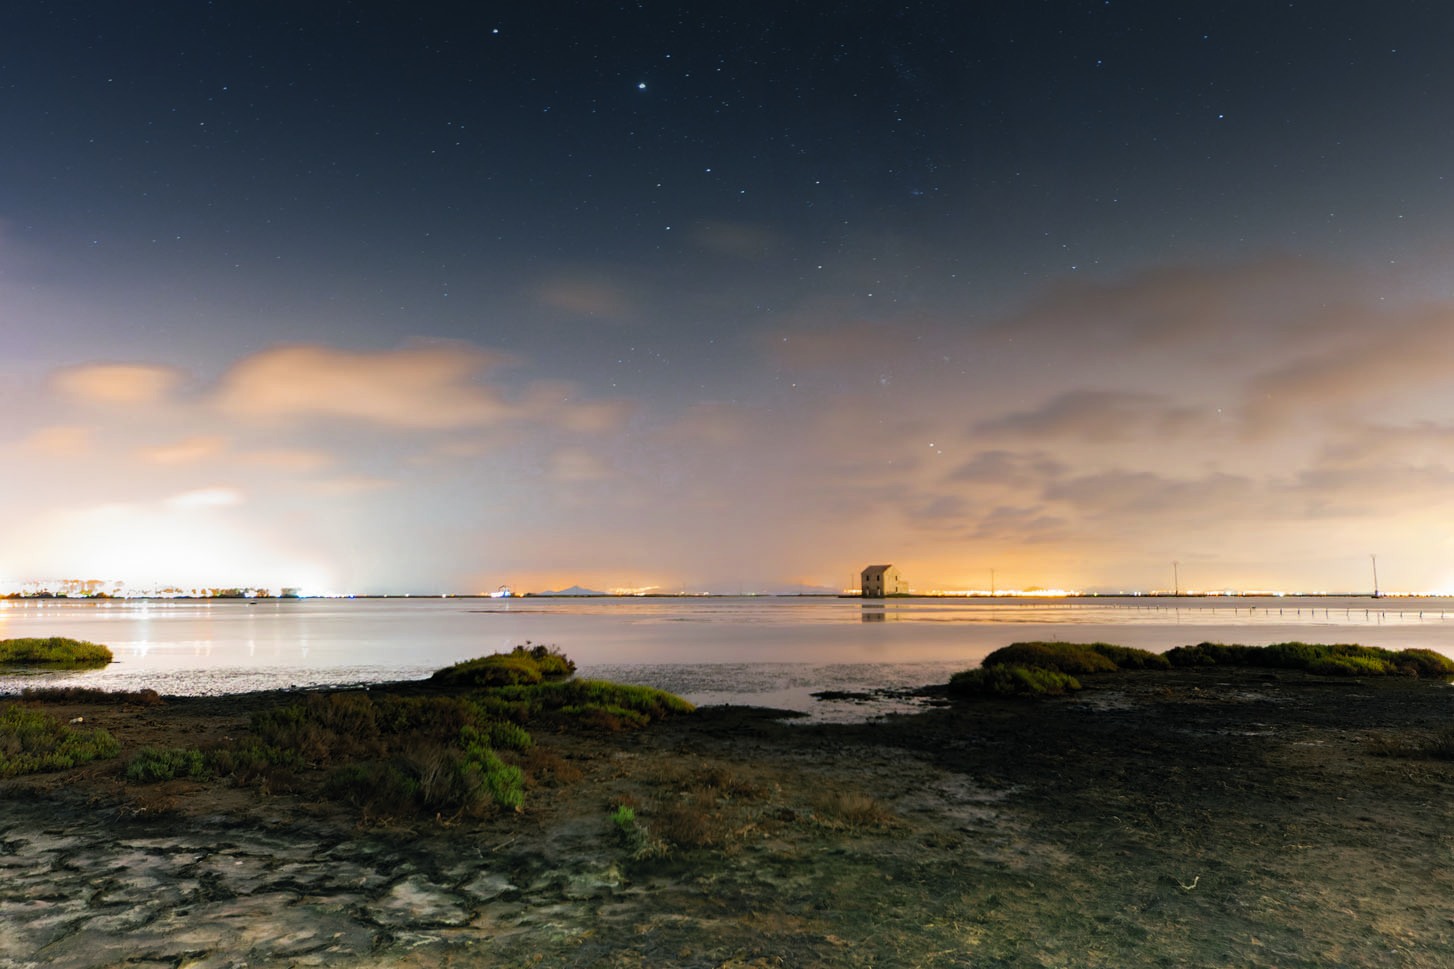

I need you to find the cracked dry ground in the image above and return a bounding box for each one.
[4,667,1454,967]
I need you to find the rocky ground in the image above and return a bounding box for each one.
[4,667,1454,967]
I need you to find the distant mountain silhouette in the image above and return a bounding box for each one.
[533,585,608,596]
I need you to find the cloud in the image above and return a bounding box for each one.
[1044,469,1259,522]
[215,343,514,429]
[1001,257,1347,351]
[309,475,397,495]
[1314,421,1454,470]
[516,381,632,433]
[947,450,1068,488]
[977,390,1204,443]
[688,221,781,261]
[536,274,636,319]
[52,363,184,404]
[21,425,93,457]
[1242,307,1454,426]
[165,487,245,510]
[212,343,630,438]
[240,448,335,472]
[140,436,226,465]
[547,448,614,483]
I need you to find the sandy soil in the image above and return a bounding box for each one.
[5,668,1454,967]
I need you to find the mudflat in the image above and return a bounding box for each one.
[4,667,1454,967]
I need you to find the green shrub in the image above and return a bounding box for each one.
[948,665,1082,698]
[472,719,533,751]
[1087,643,1171,670]
[981,642,1117,675]
[430,644,576,688]
[559,704,651,731]
[1165,642,1268,667]
[476,748,525,811]
[127,746,208,783]
[212,647,686,818]
[1166,641,1453,678]
[206,738,299,778]
[20,686,163,706]
[0,637,112,668]
[374,694,479,738]
[324,761,420,811]
[494,679,694,727]
[1392,649,1454,678]
[0,703,120,777]
[432,653,543,687]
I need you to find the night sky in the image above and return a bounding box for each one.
[5,2,1454,595]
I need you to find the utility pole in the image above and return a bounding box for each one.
[1371,554,1380,598]
[1172,561,1180,596]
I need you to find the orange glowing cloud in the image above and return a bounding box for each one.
[21,425,93,457]
[215,343,514,429]
[139,435,227,465]
[52,363,184,404]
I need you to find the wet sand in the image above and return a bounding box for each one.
[4,667,1454,967]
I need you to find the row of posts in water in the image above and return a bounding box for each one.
[861,601,1451,622]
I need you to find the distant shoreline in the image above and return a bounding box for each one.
[1,590,1426,601]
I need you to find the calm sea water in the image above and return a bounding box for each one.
[3,595,1452,719]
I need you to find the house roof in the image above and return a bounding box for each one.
[860,564,895,577]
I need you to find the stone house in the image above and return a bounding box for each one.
[860,564,907,597]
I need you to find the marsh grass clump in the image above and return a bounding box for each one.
[0,637,112,669]
[430,643,576,687]
[950,640,1166,700]
[0,703,120,777]
[610,800,666,859]
[127,746,208,783]
[494,678,695,728]
[207,648,688,819]
[810,790,896,830]
[21,686,164,706]
[980,642,1118,675]
[220,690,534,816]
[1087,643,1172,670]
[1391,648,1454,678]
[948,665,1082,698]
[1166,641,1454,678]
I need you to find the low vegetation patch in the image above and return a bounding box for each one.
[0,637,112,669]
[1166,641,1454,678]
[980,641,1167,675]
[127,746,208,783]
[492,678,695,728]
[0,703,120,777]
[950,641,1166,698]
[203,646,691,820]
[948,665,1082,698]
[430,643,576,687]
[1086,642,1172,670]
[951,639,1452,701]
[981,642,1114,675]
[20,686,164,706]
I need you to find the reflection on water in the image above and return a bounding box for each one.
[2,595,1452,708]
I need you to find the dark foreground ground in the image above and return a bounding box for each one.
[4,667,1454,967]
